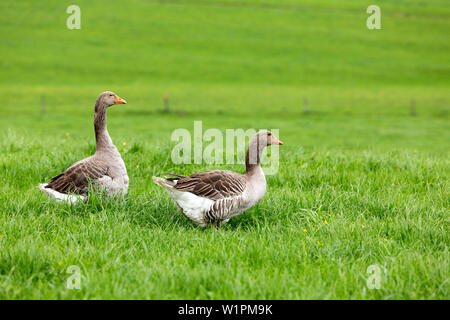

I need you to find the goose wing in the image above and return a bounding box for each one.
[171,170,247,200]
[45,157,109,195]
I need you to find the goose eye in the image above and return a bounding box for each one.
[268,132,272,136]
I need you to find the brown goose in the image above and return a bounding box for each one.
[153,130,283,227]
[39,91,129,203]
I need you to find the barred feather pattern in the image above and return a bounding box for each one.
[154,130,277,227]
[45,157,109,195]
[173,170,247,200]
[158,170,253,226]
[40,91,129,200]
[205,194,247,224]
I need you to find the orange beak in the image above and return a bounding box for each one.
[273,136,283,145]
[115,95,127,104]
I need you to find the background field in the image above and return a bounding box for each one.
[0,0,449,299]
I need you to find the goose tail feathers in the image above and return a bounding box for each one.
[38,183,85,203]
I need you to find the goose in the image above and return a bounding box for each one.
[38,91,129,203]
[152,130,283,227]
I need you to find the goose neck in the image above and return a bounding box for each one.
[245,138,265,175]
[94,106,113,150]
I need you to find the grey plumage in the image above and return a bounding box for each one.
[153,130,283,227]
[173,170,246,200]
[40,91,129,200]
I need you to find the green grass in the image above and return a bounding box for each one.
[0,0,449,299]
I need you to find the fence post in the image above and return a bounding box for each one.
[410,99,416,116]
[163,94,170,113]
[303,97,309,115]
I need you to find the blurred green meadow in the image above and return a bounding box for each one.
[0,0,449,299]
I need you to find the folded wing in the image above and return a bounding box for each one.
[45,158,109,195]
[172,170,246,200]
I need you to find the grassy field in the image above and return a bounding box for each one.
[0,0,449,299]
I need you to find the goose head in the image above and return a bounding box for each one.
[252,130,283,148]
[262,130,283,146]
[246,130,283,169]
[95,91,127,112]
